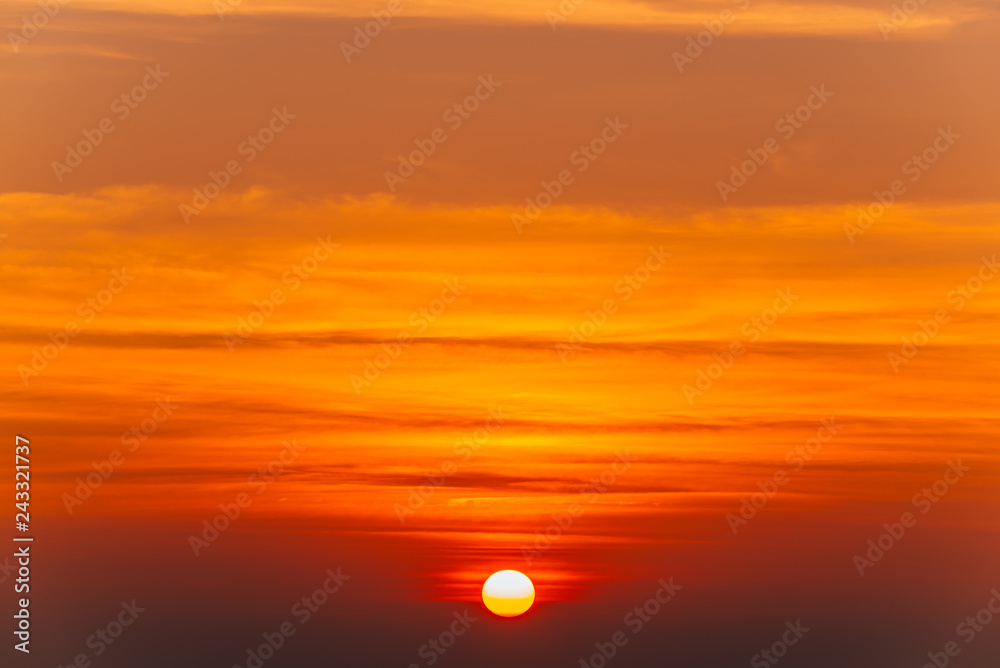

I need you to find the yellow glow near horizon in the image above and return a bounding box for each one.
[7,0,969,37]
[482,570,535,617]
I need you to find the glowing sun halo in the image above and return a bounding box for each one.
[482,570,535,617]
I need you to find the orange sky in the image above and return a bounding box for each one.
[2,2,999,667]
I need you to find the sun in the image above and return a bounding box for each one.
[482,570,535,617]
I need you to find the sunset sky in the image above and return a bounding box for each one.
[2,0,999,666]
